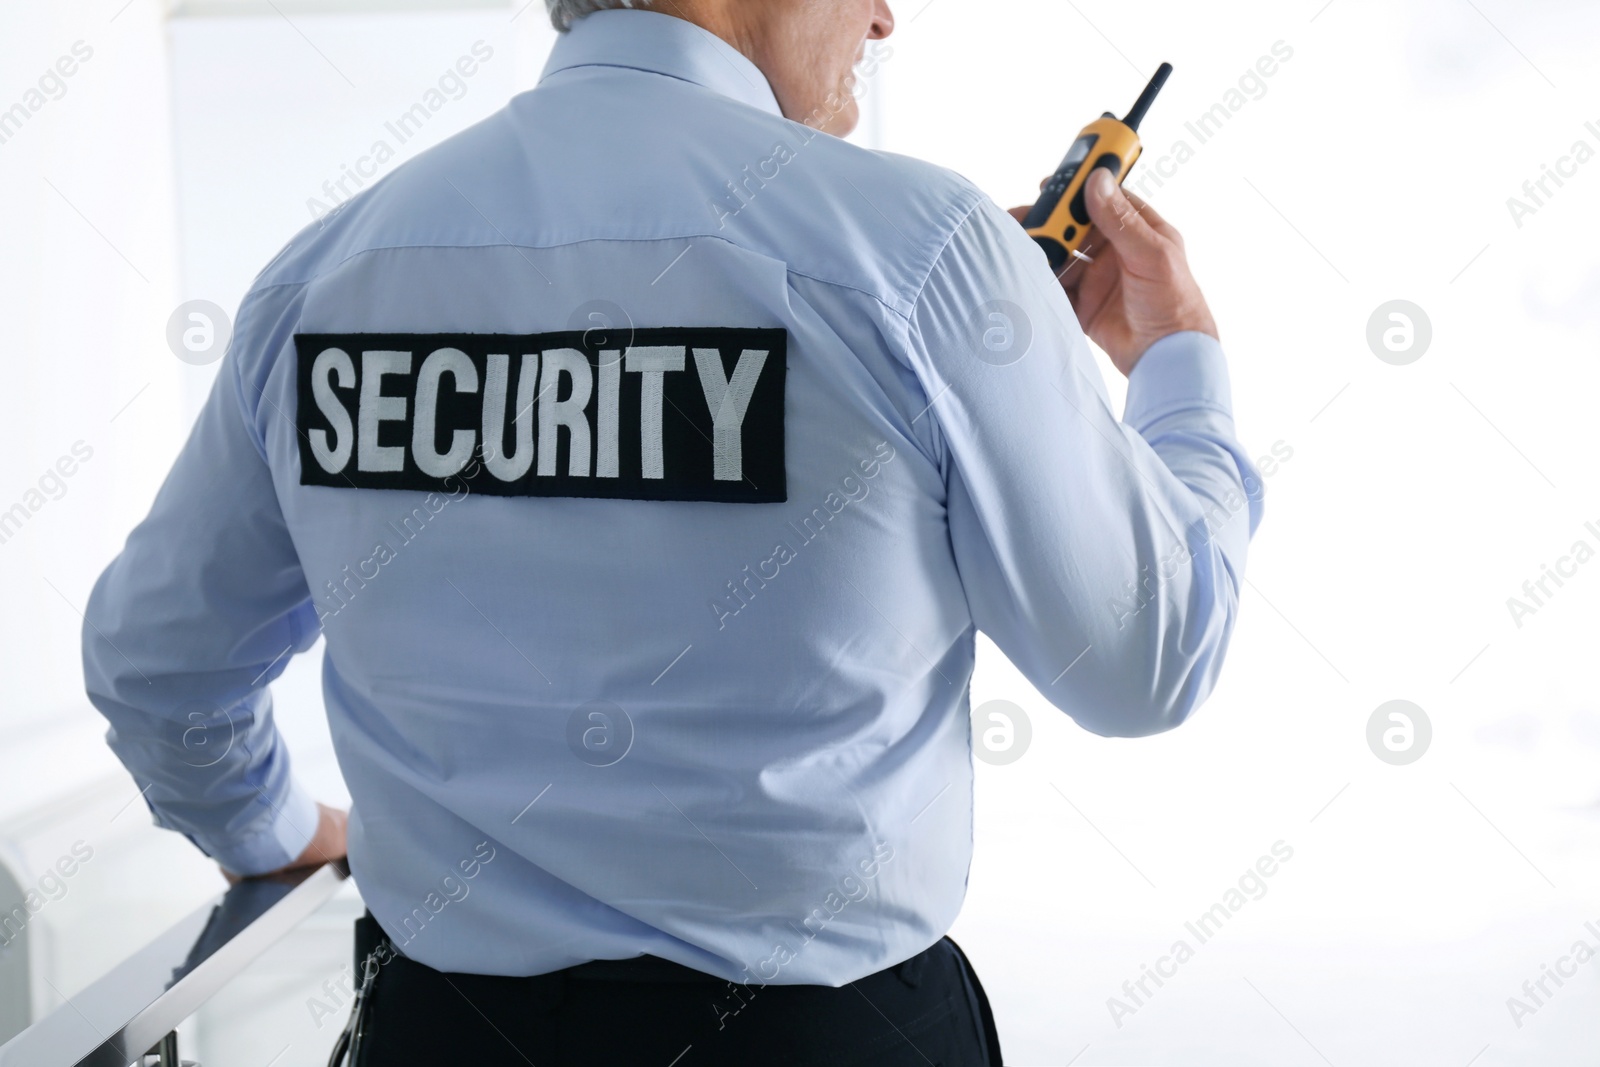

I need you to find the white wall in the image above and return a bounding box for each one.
[2,1,1599,1065]
[0,0,205,1033]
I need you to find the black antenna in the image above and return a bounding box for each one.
[1121,62,1173,132]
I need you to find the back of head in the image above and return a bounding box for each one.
[546,0,656,32]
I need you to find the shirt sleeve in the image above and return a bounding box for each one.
[82,288,322,875]
[901,195,1264,737]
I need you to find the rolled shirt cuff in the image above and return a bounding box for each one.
[203,777,322,877]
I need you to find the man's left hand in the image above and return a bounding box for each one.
[221,803,348,886]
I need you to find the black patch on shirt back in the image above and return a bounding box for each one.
[295,328,786,503]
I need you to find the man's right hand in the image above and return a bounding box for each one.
[1007,167,1218,378]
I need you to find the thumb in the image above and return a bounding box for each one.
[1085,167,1167,273]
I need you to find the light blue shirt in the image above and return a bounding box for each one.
[83,9,1262,986]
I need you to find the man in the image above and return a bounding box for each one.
[82,0,1262,1062]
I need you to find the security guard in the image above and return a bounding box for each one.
[82,1,1263,1063]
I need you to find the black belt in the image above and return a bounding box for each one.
[564,951,738,983]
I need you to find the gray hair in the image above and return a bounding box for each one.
[545,0,656,32]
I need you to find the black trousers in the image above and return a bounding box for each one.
[348,910,1004,1066]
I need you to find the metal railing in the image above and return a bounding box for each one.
[0,861,349,1067]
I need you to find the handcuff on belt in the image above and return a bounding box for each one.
[326,934,390,1067]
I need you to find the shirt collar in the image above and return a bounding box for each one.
[538,9,785,120]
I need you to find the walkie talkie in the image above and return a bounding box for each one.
[1023,62,1173,272]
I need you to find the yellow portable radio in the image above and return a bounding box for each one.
[1023,62,1173,271]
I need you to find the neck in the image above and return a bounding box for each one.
[649,1,765,76]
